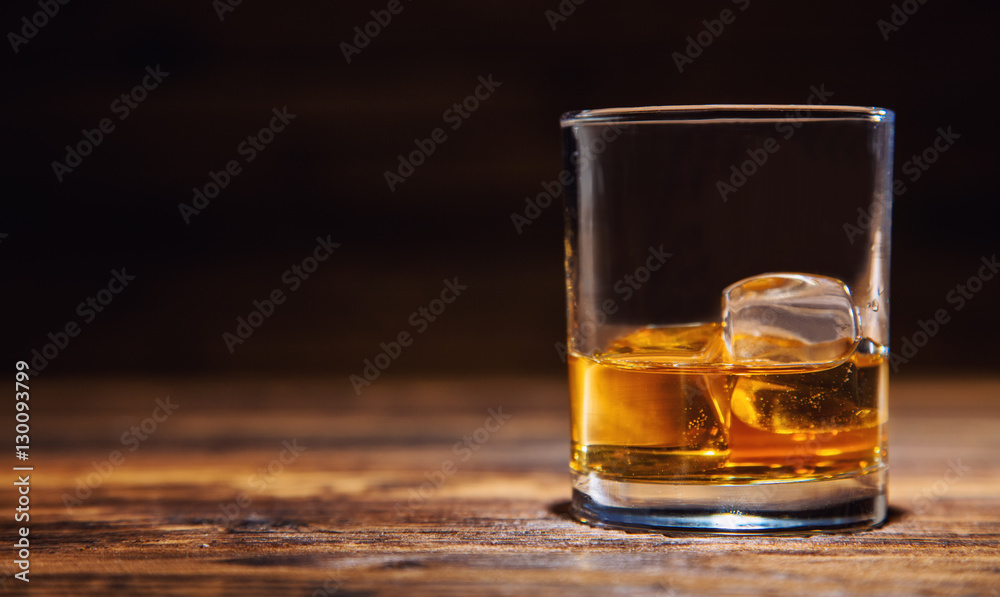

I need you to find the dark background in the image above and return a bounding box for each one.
[2,0,998,381]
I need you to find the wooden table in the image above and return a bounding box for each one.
[3,376,999,595]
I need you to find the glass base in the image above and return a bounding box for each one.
[571,468,887,534]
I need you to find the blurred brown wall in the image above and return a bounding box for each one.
[2,0,998,378]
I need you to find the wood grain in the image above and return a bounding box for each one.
[1,377,999,596]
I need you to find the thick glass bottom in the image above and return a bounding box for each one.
[570,468,887,534]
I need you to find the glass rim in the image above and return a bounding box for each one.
[561,104,894,126]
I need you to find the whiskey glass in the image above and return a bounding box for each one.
[562,105,894,532]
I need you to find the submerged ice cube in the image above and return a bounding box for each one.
[605,323,724,365]
[722,273,859,364]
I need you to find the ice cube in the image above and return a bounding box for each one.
[722,273,859,364]
[729,359,882,434]
[604,323,724,365]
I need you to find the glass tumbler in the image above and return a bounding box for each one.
[561,105,894,532]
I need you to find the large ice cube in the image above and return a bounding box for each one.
[722,273,859,364]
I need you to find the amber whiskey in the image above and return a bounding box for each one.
[569,323,887,484]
